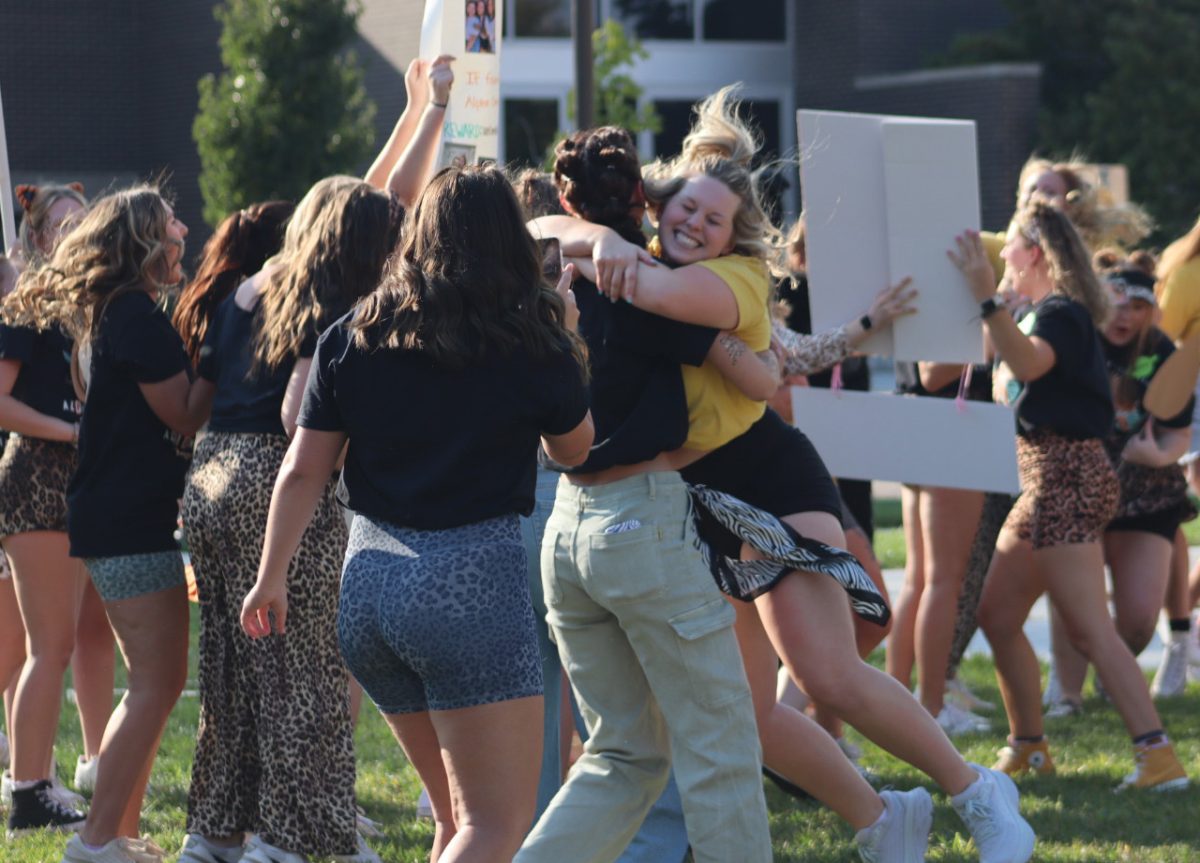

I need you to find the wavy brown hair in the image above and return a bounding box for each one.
[350,165,587,377]
[173,200,294,367]
[1012,198,1111,327]
[511,167,567,220]
[2,185,177,341]
[552,127,645,245]
[16,183,88,265]
[252,176,400,371]
[642,85,786,274]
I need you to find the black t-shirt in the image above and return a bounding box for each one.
[998,294,1114,439]
[894,361,992,402]
[68,291,191,558]
[197,295,317,436]
[1103,327,1193,447]
[298,314,590,530]
[0,323,81,424]
[553,278,716,474]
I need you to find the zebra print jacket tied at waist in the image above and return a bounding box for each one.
[687,484,890,626]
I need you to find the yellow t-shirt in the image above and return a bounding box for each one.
[1157,256,1200,342]
[980,231,1006,285]
[679,254,771,451]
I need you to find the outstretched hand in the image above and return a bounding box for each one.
[947,231,998,302]
[866,276,918,328]
[404,58,428,107]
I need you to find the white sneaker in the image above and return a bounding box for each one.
[854,787,933,862]
[936,702,991,736]
[952,765,1036,863]
[62,834,160,863]
[1043,697,1083,719]
[241,836,308,863]
[946,675,995,713]
[1,769,11,807]
[333,835,382,863]
[1151,632,1190,698]
[355,806,383,839]
[416,787,433,820]
[179,834,244,863]
[75,756,99,795]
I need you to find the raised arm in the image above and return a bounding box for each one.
[362,59,428,190]
[366,56,455,208]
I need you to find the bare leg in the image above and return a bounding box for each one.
[1051,602,1088,704]
[1108,532,1172,655]
[72,579,115,759]
[759,512,977,796]
[1165,529,1191,620]
[977,531,1046,738]
[733,599,882,830]
[388,697,542,863]
[915,488,983,715]
[1041,543,1163,737]
[79,585,188,844]
[6,532,84,781]
[0,572,25,738]
[885,485,924,687]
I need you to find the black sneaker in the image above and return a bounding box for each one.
[6,778,87,837]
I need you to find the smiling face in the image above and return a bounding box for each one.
[1000,223,1050,302]
[657,174,740,266]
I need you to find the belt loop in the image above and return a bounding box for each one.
[648,472,656,500]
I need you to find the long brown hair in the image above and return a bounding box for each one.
[252,177,400,371]
[173,200,294,367]
[1012,198,1111,327]
[350,165,587,377]
[1094,248,1159,408]
[3,185,176,341]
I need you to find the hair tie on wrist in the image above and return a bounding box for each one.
[430,101,448,109]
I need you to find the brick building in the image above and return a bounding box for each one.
[1,1,1036,258]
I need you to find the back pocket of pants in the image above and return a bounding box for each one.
[587,525,666,601]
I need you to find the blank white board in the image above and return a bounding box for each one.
[791,387,1021,494]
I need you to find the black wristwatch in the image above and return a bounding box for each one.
[979,297,1003,320]
[859,314,873,331]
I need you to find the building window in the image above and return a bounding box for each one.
[504,98,561,167]
[701,0,784,41]
[512,0,571,38]
[612,0,694,40]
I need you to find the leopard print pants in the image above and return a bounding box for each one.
[182,432,357,856]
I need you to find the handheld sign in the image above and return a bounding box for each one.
[0,80,16,254]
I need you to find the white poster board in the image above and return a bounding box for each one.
[420,0,501,167]
[0,80,15,254]
[798,109,983,364]
[791,387,1021,494]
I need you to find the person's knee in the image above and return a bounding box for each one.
[1115,615,1156,655]
[25,634,76,672]
[795,660,864,713]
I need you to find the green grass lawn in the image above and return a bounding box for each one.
[5,623,1200,863]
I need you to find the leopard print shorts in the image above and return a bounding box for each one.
[182,431,357,856]
[1006,430,1119,550]
[0,435,76,538]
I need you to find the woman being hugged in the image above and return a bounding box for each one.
[5,185,213,861]
[950,201,1188,790]
[242,166,593,863]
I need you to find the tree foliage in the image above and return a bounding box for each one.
[936,0,1200,241]
[545,20,662,168]
[194,0,376,226]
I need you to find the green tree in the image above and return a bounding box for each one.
[194,0,376,226]
[544,20,662,168]
[933,0,1200,240]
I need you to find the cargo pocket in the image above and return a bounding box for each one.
[667,597,744,708]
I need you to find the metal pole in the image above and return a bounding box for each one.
[572,0,595,129]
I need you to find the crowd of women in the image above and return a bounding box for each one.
[0,58,1196,863]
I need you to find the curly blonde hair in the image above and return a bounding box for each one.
[2,185,177,341]
[1012,198,1111,327]
[642,85,786,276]
[1016,156,1152,250]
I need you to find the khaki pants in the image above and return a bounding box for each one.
[517,472,772,863]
